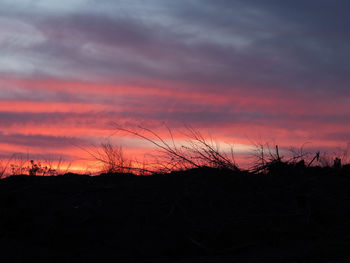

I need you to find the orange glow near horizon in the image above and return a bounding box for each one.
[0,75,349,174]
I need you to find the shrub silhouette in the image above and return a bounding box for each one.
[86,141,133,174]
[79,125,350,176]
[110,125,239,173]
[6,155,66,177]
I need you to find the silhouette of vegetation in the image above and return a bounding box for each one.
[26,160,59,176]
[0,127,349,262]
[1,126,348,178]
[5,154,70,177]
[250,142,318,174]
[0,157,12,179]
[109,125,239,173]
[82,141,133,174]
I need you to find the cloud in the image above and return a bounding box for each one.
[0,0,348,94]
[0,132,83,149]
[0,0,349,167]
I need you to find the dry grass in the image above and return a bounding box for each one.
[111,124,239,173]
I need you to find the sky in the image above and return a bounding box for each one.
[0,0,350,171]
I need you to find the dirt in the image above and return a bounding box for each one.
[1,167,350,262]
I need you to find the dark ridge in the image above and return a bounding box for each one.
[0,166,350,262]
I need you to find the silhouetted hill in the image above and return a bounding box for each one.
[1,166,350,262]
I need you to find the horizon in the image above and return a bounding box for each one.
[0,0,350,172]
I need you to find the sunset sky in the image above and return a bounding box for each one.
[0,0,349,170]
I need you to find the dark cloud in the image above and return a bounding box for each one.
[0,111,117,128]
[0,132,84,149]
[0,0,348,96]
[321,132,350,142]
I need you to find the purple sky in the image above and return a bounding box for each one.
[0,0,349,169]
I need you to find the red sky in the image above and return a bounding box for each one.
[0,1,350,171]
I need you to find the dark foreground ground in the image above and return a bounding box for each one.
[1,166,350,262]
